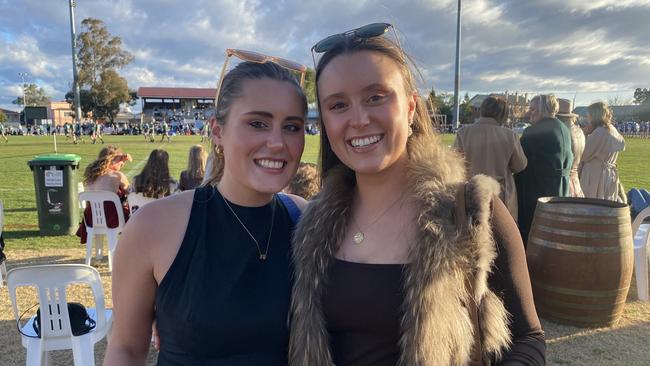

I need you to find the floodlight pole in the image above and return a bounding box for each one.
[18,72,28,125]
[68,0,82,125]
[452,0,462,129]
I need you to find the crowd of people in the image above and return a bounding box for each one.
[452,94,644,244]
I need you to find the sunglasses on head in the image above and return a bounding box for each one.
[311,22,393,54]
[215,48,307,107]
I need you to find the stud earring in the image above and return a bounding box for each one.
[408,124,413,137]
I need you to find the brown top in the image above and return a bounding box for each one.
[322,199,546,365]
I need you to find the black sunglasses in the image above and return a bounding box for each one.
[311,22,392,53]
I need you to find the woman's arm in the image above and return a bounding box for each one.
[104,191,194,365]
[488,198,546,365]
[509,134,528,174]
[103,209,157,365]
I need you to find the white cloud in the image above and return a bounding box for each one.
[1,0,649,111]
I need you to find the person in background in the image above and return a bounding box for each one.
[91,121,105,144]
[284,162,320,200]
[555,98,585,197]
[0,122,8,143]
[289,23,544,365]
[160,120,171,143]
[515,94,573,246]
[131,149,178,199]
[76,146,132,244]
[579,101,625,202]
[453,95,527,221]
[629,188,650,220]
[179,145,208,191]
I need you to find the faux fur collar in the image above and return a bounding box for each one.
[289,134,511,365]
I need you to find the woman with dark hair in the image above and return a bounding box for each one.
[453,95,527,220]
[132,148,178,199]
[289,23,545,365]
[105,56,308,365]
[580,101,625,201]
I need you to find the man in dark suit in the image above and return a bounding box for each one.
[515,94,574,247]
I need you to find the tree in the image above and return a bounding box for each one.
[76,18,133,88]
[607,95,632,106]
[459,93,474,124]
[91,70,131,123]
[72,17,134,122]
[65,89,94,119]
[0,110,6,123]
[11,83,50,106]
[303,68,316,105]
[633,88,650,120]
[634,88,649,105]
[427,87,453,125]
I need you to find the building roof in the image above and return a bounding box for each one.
[0,108,20,116]
[137,87,217,99]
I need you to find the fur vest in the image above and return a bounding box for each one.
[289,134,512,366]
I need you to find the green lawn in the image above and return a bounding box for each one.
[0,133,648,251]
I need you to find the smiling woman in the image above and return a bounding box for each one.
[289,24,546,365]
[104,59,309,365]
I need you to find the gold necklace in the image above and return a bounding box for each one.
[219,188,276,261]
[351,194,404,245]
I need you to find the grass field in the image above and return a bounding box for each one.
[0,134,320,250]
[1,134,648,250]
[1,134,650,365]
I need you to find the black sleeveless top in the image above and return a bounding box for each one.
[155,186,295,365]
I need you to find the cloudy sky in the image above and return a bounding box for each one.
[1,0,649,112]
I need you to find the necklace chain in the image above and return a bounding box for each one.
[219,188,276,261]
[351,193,404,245]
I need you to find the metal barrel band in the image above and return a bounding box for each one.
[532,280,629,297]
[533,224,632,240]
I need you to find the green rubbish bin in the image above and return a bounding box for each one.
[27,154,82,236]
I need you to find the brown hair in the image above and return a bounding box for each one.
[83,151,122,185]
[286,162,320,200]
[480,96,508,125]
[315,35,436,180]
[203,61,308,186]
[185,144,207,181]
[133,149,174,198]
[587,101,614,128]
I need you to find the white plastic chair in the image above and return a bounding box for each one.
[632,206,650,301]
[127,192,157,214]
[79,191,126,272]
[7,264,113,365]
[0,199,6,287]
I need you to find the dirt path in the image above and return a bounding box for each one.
[1,248,649,365]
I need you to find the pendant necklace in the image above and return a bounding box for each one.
[219,188,276,261]
[351,193,404,245]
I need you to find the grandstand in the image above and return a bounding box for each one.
[137,87,216,124]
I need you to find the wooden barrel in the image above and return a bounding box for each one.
[526,197,633,327]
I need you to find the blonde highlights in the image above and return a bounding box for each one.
[532,94,559,120]
[587,101,613,128]
[83,151,122,185]
[186,144,208,181]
